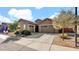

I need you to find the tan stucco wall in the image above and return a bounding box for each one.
[28,24,35,32]
[18,20,36,32]
[18,21,28,31]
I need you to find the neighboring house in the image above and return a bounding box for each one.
[35,19,42,23]
[37,18,55,33]
[18,19,36,32]
[0,23,8,33]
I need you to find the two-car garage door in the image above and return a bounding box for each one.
[39,25,55,33]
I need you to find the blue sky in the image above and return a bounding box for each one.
[0,7,74,23]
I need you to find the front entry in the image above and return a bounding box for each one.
[35,25,39,32]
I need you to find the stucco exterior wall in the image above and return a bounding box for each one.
[18,20,36,32]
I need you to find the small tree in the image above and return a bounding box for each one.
[53,10,75,39]
[9,20,18,32]
[9,24,14,32]
[13,21,18,31]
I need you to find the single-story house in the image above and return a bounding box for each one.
[18,18,75,33]
[18,18,55,33]
[18,19,36,32]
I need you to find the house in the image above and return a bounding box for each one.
[37,18,55,33]
[18,19,36,32]
[18,18,56,33]
[35,19,42,23]
[18,18,75,33]
[0,23,8,33]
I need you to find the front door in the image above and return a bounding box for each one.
[35,25,39,32]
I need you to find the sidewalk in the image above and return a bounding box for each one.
[50,44,79,51]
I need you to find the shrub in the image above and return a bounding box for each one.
[15,31,20,35]
[21,30,31,35]
[15,30,31,36]
[60,33,69,39]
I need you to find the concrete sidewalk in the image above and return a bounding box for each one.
[50,45,79,51]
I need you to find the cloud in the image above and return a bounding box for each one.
[8,8,17,16]
[49,12,59,19]
[0,15,12,23]
[8,8,33,21]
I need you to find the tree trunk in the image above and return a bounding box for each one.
[62,22,64,40]
[62,27,64,40]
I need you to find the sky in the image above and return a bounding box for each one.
[0,7,75,23]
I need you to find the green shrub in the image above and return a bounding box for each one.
[21,30,31,35]
[15,30,31,36]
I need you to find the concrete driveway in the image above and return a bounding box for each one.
[0,33,56,51]
[14,33,56,51]
[0,33,79,51]
[25,33,44,38]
